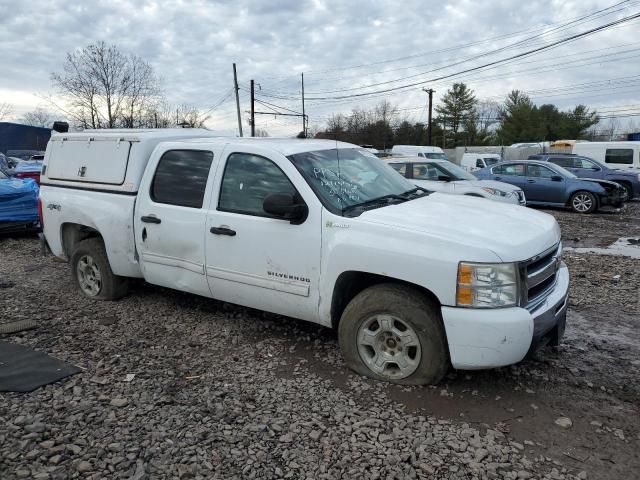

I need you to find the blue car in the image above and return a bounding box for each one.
[475,160,626,213]
[529,153,640,200]
[0,169,40,234]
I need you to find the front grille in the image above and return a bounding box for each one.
[520,243,561,311]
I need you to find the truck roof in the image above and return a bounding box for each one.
[51,129,356,156]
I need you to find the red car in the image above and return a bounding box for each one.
[13,157,44,185]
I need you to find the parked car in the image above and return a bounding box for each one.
[386,157,525,205]
[40,129,568,385]
[529,153,640,200]
[460,153,502,172]
[475,160,626,213]
[13,159,43,184]
[573,141,640,170]
[0,169,40,234]
[391,145,448,160]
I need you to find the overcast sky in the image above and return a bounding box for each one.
[1,0,639,135]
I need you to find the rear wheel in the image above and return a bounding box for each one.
[570,191,597,214]
[70,238,129,300]
[338,284,449,385]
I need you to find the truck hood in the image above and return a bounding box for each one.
[451,179,521,192]
[358,193,559,262]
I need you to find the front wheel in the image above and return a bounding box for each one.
[570,191,598,214]
[619,182,633,201]
[338,284,449,385]
[70,238,129,300]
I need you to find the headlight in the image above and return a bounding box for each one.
[637,174,640,182]
[482,187,508,197]
[456,262,519,308]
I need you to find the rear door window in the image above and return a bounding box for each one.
[388,163,407,176]
[493,164,525,176]
[605,149,633,165]
[151,150,214,208]
[549,157,576,169]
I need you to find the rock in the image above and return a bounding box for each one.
[110,398,128,408]
[554,417,572,428]
[76,461,92,473]
[98,316,117,326]
[279,433,294,443]
[590,421,603,427]
[517,471,532,479]
[309,430,321,441]
[578,471,588,479]
[475,448,489,462]
[67,444,82,455]
[49,454,62,465]
[25,423,46,433]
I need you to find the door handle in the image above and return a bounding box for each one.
[210,226,236,236]
[141,215,161,224]
[495,176,502,180]
[527,179,535,183]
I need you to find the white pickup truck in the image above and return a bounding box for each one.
[39,129,569,385]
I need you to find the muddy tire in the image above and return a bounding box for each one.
[570,191,598,214]
[70,238,129,300]
[338,283,449,385]
[619,182,633,201]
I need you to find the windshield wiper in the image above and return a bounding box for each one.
[342,194,407,214]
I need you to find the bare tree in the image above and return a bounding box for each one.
[52,42,160,129]
[176,104,210,128]
[605,117,621,141]
[475,100,500,133]
[120,56,160,128]
[0,102,13,121]
[21,108,54,127]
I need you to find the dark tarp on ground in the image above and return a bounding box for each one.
[0,340,81,393]
[0,178,39,222]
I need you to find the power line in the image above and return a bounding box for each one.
[301,11,640,101]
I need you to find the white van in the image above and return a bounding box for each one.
[460,153,502,172]
[391,145,447,160]
[573,142,640,170]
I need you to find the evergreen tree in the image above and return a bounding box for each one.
[435,83,477,145]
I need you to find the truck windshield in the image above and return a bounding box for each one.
[483,158,499,166]
[425,153,448,160]
[288,148,419,215]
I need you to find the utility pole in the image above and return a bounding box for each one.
[442,117,446,149]
[250,79,255,137]
[301,73,306,138]
[233,63,243,137]
[423,88,434,145]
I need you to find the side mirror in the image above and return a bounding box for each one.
[263,193,308,225]
[551,175,563,182]
[437,175,451,182]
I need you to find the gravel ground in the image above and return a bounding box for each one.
[1,204,638,480]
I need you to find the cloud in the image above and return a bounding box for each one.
[0,0,637,134]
